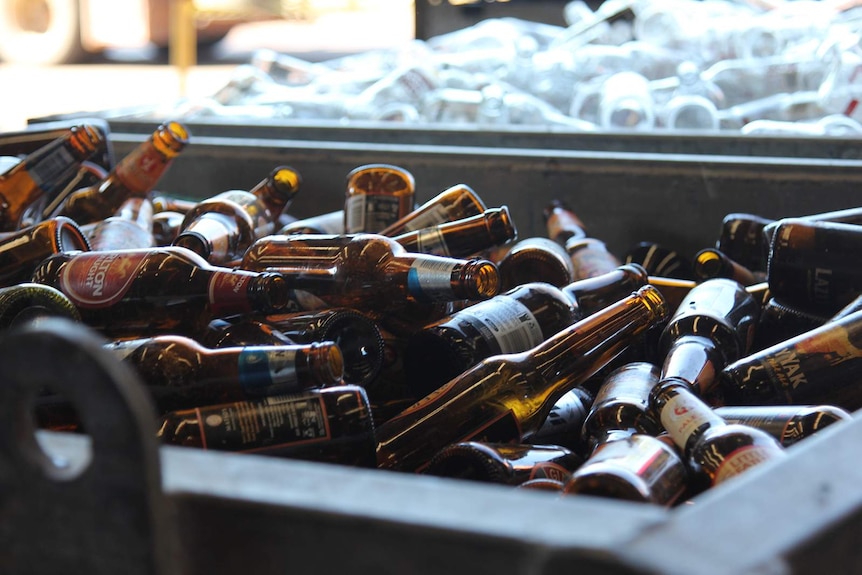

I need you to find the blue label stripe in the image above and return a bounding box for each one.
[238,349,274,396]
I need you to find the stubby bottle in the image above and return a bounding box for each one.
[105,334,343,414]
[379,183,487,237]
[714,404,851,447]
[423,442,582,485]
[0,216,90,287]
[32,246,290,338]
[344,164,415,233]
[391,206,517,258]
[0,124,105,231]
[53,121,189,225]
[376,285,669,472]
[651,380,785,487]
[240,233,500,311]
[173,165,302,265]
[158,385,376,467]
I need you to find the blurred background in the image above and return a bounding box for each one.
[0,0,416,131]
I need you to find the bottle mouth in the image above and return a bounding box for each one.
[270,166,302,199]
[153,121,190,157]
[462,260,500,300]
[487,205,518,245]
[321,310,385,388]
[694,250,724,279]
[70,124,105,156]
[54,217,91,252]
[346,164,415,196]
[309,341,345,386]
[259,273,291,312]
[635,285,669,323]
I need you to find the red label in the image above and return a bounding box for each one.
[60,251,147,308]
[208,270,254,316]
[115,144,169,193]
[529,463,571,482]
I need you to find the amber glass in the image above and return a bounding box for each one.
[693,248,760,285]
[566,237,622,280]
[106,333,343,414]
[647,276,696,313]
[152,211,185,246]
[0,216,90,287]
[344,164,415,233]
[714,309,862,411]
[152,195,197,214]
[651,381,785,487]
[392,206,516,258]
[0,282,81,328]
[659,278,760,395]
[543,199,587,246]
[423,442,582,485]
[714,404,851,447]
[562,434,688,505]
[240,233,500,311]
[380,183,487,237]
[753,297,827,351]
[717,212,772,273]
[526,386,594,453]
[54,121,189,225]
[85,197,155,251]
[497,236,575,290]
[157,385,376,467]
[173,165,302,264]
[278,209,344,235]
[404,281,581,397]
[561,263,649,318]
[31,246,290,338]
[0,124,105,231]
[624,242,694,280]
[376,285,669,472]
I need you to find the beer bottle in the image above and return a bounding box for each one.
[391,206,516,258]
[278,209,344,235]
[344,164,415,233]
[203,308,386,388]
[658,278,760,395]
[497,236,575,290]
[379,183,487,237]
[713,308,862,411]
[753,297,827,351]
[544,199,588,246]
[173,166,302,265]
[650,380,785,487]
[761,206,862,247]
[151,194,197,215]
[105,334,343,414]
[240,233,500,311]
[84,197,155,251]
[624,241,694,280]
[376,285,668,472]
[157,385,376,467]
[0,216,90,287]
[714,404,852,447]
[525,386,594,453]
[423,442,582,486]
[693,247,762,285]
[647,276,696,314]
[31,246,291,338]
[53,121,189,225]
[717,212,772,273]
[152,210,185,246]
[562,263,649,318]
[0,124,105,231]
[0,283,81,329]
[567,237,622,280]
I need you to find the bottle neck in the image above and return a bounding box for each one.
[652,381,725,456]
[660,335,723,396]
[561,264,649,318]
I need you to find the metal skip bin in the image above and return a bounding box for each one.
[0,318,861,574]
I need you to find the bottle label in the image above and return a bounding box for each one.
[529,462,571,482]
[59,251,147,308]
[407,258,458,302]
[115,142,170,194]
[208,270,254,316]
[713,444,778,485]
[345,194,402,233]
[531,391,589,442]
[659,393,722,449]
[29,146,76,191]
[237,347,300,397]
[459,295,544,355]
[195,393,330,452]
[400,204,450,233]
[414,227,450,256]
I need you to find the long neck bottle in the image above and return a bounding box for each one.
[105,334,343,414]
[31,246,290,338]
[544,199,588,247]
[84,197,155,251]
[173,165,302,265]
[376,284,669,472]
[0,216,90,287]
[713,404,851,447]
[379,183,487,237]
[0,124,105,231]
[53,121,189,225]
[240,233,500,311]
[391,206,516,258]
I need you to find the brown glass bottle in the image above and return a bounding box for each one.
[0,124,105,231]
[714,404,851,447]
[693,247,761,285]
[53,121,189,225]
[651,380,785,487]
[105,334,343,414]
[497,236,574,290]
[0,216,90,287]
[152,211,186,246]
[526,386,594,453]
[717,212,772,273]
[379,183,487,237]
[561,263,649,317]
[157,385,376,467]
[203,308,386,388]
[713,308,862,411]
[240,233,500,311]
[624,242,694,280]
[344,164,415,233]
[567,237,622,280]
[423,442,582,485]
[544,199,588,246]
[173,166,302,265]
[376,285,668,472]
[658,278,760,395]
[278,210,344,235]
[84,197,155,251]
[647,276,696,314]
[753,297,827,351]
[31,246,290,338]
[391,206,517,258]
[151,194,197,214]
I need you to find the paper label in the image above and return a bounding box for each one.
[29,146,76,190]
[59,251,147,308]
[208,270,253,316]
[660,393,719,448]
[414,227,450,256]
[237,347,300,397]
[345,194,402,233]
[407,257,458,302]
[459,295,544,355]
[713,444,778,485]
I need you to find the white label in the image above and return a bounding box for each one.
[414,227,450,256]
[713,444,779,485]
[30,146,76,189]
[660,393,720,448]
[345,194,401,233]
[460,295,544,354]
[407,257,458,301]
[401,204,451,232]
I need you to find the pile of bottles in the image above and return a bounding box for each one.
[146,0,862,135]
[2,120,860,507]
